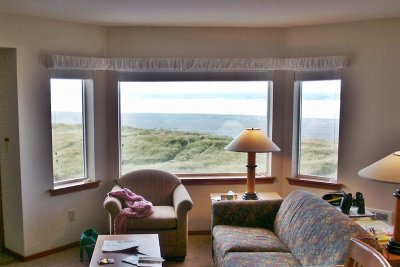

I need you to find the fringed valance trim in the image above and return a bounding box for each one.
[47,55,347,72]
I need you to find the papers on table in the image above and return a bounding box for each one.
[102,239,163,266]
[122,255,165,266]
[355,219,393,243]
[102,240,139,252]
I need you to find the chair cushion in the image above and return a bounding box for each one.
[222,252,301,267]
[118,169,181,206]
[126,206,177,230]
[213,225,290,264]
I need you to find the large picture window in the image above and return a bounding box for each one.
[297,79,341,179]
[119,80,272,175]
[51,79,87,183]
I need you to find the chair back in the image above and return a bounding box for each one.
[117,169,181,206]
[344,238,391,267]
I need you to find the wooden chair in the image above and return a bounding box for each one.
[344,238,391,267]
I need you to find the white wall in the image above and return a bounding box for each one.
[106,27,286,58]
[1,13,400,257]
[281,19,400,215]
[0,14,110,256]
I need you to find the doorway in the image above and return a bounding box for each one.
[0,48,18,252]
[0,161,3,251]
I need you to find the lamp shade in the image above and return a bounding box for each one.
[358,151,400,184]
[225,128,280,153]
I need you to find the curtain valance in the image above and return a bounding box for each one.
[47,55,347,72]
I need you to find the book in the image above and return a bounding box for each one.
[102,240,139,252]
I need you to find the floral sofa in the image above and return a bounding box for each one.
[211,190,380,267]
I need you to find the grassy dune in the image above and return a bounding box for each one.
[299,139,338,178]
[52,124,338,181]
[52,124,85,182]
[120,127,255,174]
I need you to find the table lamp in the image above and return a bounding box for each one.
[225,128,280,200]
[358,151,400,255]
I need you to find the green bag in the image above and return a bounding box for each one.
[80,228,98,262]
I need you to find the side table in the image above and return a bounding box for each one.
[383,249,400,267]
[210,192,282,201]
[336,206,375,219]
[355,219,398,266]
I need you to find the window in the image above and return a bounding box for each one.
[296,79,341,179]
[119,80,272,176]
[51,79,87,184]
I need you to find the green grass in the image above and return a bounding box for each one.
[120,127,251,174]
[52,124,338,181]
[52,124,85,182]
[299,139,338,178]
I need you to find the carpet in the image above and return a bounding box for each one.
[0,235,213,266]
[0,252,19,265]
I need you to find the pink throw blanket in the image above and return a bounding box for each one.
[108,188,154,234]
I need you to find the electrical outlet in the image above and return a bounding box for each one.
[68,210,76,222]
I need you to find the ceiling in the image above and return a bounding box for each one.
[1,0,400,28]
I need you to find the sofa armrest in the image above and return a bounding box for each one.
[211,199,282,230]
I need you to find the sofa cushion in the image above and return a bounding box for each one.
[213,225,290,264]
[212,199,282,230]
[274,190,380,266]
[223,252,301,267]
[126,206,176,230]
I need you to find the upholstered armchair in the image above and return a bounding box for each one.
[103,169,193,259]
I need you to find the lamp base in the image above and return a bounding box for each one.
[387,238,400,255]
[242,192,258,200]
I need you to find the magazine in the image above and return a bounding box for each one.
[102,240,139,252]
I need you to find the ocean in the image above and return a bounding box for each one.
[121,113,267,138]
[52,112,339,141]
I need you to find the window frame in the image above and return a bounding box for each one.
[117,71,275,178]
[51,78,89,186]
[293,72,342,182]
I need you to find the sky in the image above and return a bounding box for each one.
[51,79,83,112]
[301,80,341,119]
[120,81,269,116]
[51,79,341,119]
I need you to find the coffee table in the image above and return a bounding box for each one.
[89,234,162,266]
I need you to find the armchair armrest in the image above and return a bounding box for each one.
[104,184,124,234]
[103,184,123,216]
[173,184,193,216]
[172,183,193,256]
[211,199,282,230]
